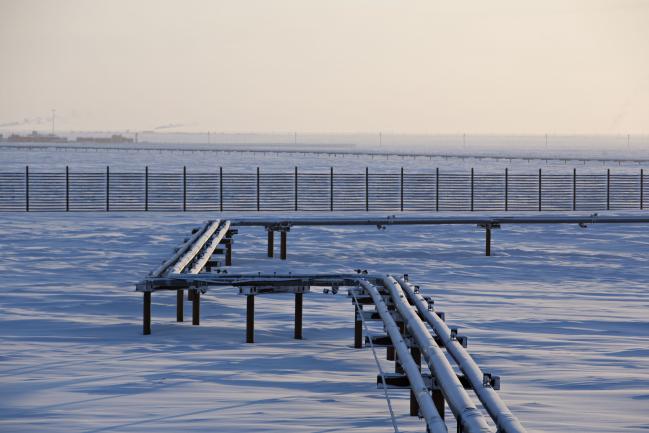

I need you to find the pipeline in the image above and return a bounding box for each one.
[359,279,448,433]
[189,221,231,274]
[395,276,527,433]
[149,221,210,277]
[170,220,221,274]
[381,276,493,433]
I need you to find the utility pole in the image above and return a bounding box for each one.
[51,109,56,135]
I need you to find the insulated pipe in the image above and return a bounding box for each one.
[189,221,231,274]
[230,214,649,227]
[395,276,527,433]
[381,277,492,433]
[171,220,221,274]
[150,221,210,277]
[359,280,448,433]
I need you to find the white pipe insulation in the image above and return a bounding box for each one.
[381,276,493,433]
[189,221,231,274]
[394,276,527,433]
[170,220,221,274]
[358,279,448,433]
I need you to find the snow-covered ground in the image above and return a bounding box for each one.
[0,211,648,433]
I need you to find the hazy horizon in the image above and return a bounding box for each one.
[1,0,648,135]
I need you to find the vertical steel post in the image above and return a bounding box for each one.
[395,322,405,374]
[294,166,298,211]
[65,166,70,211]
[144,166,149,211]
[106,166,110,211]
[219,166,223,212]
[354,304,363,348]
[641,169,644,210]
[470,168,474,211]
[256,167,260,211]
[192,289,200,325]
[485,225,492,256]
[143,292,151,335]
[25,166,29,212]
[246,295,255,343]
[410,346,421,416]
[607,168,610,210]
[538,168,542,211]
[330,167,334,211]
[280,230,287,260]
[400,167,404,211]
[267,230,274,257]
[435,167,439,212]
[225,239,232,266]
[294,293,303,339]
[183,166,187,211]
[432,389,445,420]
[176,290,184,322]
[365,167,369,211]
[504,167,508,211]
[573,168,577,211]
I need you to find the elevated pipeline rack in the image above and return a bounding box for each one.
[137,269,528,433]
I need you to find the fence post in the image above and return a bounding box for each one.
[106,166,110,212]
[65,166,69,211]
[25,166,29,212]
[641,169,644,210]
[505,168,508,211]
[606,168,610,210]
[538,168,542,211]
[294,166,298,211]
[435,167,439,212]
[400,167,404,211]
[330,167,334,211]
[365,167,369,211]
[144,166,148,211]
[470,168,474,211]
[256,167,260,212]
[573,168,577,211]
[219,166,223,212]
[183,166,187,211]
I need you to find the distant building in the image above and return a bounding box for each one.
[7,131,68,143]
[75,134,134,144]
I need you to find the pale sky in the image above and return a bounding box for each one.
[0,0,647,134]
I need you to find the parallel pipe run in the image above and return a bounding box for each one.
[381,277,492,433]
[150,221,210,277]
[359,280,448,433]
[188,221,231,274]
[395,276,527,433]
[170,220,221,274]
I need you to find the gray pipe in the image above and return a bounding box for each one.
[395,276,527,433]
[381,276,493,433]
[359,280,448,433]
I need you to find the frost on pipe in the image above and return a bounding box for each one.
[189,221,231,274]
[170,220,221,274]
[381,276,493,433]
[394,276,527,433]
[149,221,211,277]
[358,279,448,433]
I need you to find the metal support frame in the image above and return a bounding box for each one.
[225,238,232,266]
[280,230,287,260]
[267,229,274,257]
[143,292,151,335]
[294,293,303,339]
[411,346,421,416]
[176,289,184,322]
[246,295,255,343]
[192,289,200,325]
[354,304,363,348]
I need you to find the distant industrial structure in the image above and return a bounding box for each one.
[1,131,133,144]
